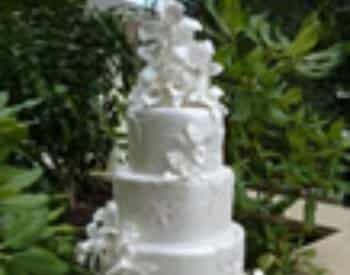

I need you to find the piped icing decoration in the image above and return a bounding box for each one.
[128,0,227,118]
[76,201,158,275]
[165,122,209,179]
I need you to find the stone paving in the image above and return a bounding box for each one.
[285,201,350,275]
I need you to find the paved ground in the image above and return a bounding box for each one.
[285,201,350,275]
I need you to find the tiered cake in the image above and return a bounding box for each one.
[77,1,245,275]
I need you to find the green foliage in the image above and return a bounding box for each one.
[0,2,134,208]
[201,0,350,273]
[0,92,81,275]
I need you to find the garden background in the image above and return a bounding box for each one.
[0,0,350,274]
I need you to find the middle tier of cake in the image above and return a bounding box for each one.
[112,165,234,244]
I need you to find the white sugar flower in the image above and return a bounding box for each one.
[179,17,203,33]
[76,201,120,273]
[174,41,215,72]
[185,124,208,165]
[252,269,265,275]
[127,0,226,117]
[76,202,152,275]
[156,0,184,24]
[166,122,210,178]
[137,44,161,62]
[167,150,192,178]
[167,85,185,107]
[185,124,207,147]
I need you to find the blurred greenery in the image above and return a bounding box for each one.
[0,1,134,210]
[200,0,350,274]
[0,92,83,275]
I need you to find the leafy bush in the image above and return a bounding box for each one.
[0,1,134,211]
[0,93,81,275]
[200,0,350,273]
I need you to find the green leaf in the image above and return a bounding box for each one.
[328,120,345,140]
[270,108,289,125]
[0,194,49,210]
[232,94,252,122]
[9,247,68,275]
[215,45,236,68]
[2,209,49,249]
[0,118,27,145]
[218,0,245,32]
[43,224,76,238]
[295,44,344,79]
[0,165,24,185]
[287,13,321,57]
[0,168,42,196]
[205,0,232,38]
[342,41,350,54]
[0,147,11,162]
[282,87,302,107]
[0,99,41,118]
[48,206,66,222]
[288,130,306,151]
[0,93,8,108]
[258,253,277,271]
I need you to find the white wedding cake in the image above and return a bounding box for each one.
[77,1,245,275]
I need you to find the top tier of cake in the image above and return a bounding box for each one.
[122,0,227,177]
[128,107,224,175]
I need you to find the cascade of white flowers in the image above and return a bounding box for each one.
[128,0,226,118]
[76,201,158,275]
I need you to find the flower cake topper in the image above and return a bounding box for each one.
[127,0,227,118]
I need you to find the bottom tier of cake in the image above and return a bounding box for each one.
[130,223,245,275]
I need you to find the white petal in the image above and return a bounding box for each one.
[93,208,105,222]
[106,201,118,215]
[193,145,206,165]
[86,223,99,238]
[140,67,158,83]
[209,62,223,76]
[174,42,214,70]
[185,124,207,145]
[139,21,164,42]
[173,46,190,63]
[157,0,184,24]
[199,40,215,56]
[76,253,87,265]
[166,85,185,107]
[142,92,160,106]
[210,86,224,99]
[253,270,265,275]
[137,45,157,61]
[179,18,203,32]
[167,151,191,177]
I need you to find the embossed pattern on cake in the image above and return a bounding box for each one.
[77,1,245,275]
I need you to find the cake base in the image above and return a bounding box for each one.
[130,223,245,275]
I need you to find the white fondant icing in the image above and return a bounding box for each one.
[112,166,234,243]
[131,223,245,275]
[128,108,224,175]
